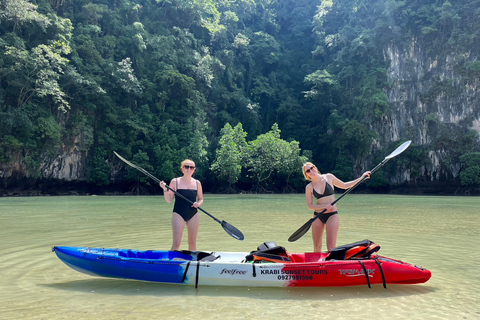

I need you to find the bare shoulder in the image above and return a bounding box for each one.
[324,173,336,180]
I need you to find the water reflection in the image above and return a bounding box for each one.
[42,277,436,300]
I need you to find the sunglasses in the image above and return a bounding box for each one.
[183,165,196,170]
[305,166,315,174]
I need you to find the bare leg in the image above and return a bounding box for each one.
[171,212,186,251]
[311,217,325,252]
[186,213,199,251]
[325,214,339,251]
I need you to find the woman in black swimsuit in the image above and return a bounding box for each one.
[159,159,204,251]
[302,162,370,253]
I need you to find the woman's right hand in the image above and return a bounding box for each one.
[362,171,371,180]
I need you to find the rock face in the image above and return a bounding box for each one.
[0,135,87,182]
[381,40,480,183]
[40,147,87,181]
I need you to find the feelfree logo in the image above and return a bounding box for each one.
[220,268,247,275]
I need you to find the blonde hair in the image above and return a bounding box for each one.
[181,159,195,169]
[302,162,319,181]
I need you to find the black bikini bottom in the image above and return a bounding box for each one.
[314,211,338,224]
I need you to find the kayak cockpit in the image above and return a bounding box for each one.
[115,249,219,262]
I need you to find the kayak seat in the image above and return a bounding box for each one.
[197,252,219,262]
[289,252,324,263]
[325,240,380,260]
[244,242,292,263]
[174,250,218,262]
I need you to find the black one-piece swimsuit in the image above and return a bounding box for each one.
[173,189,198,221]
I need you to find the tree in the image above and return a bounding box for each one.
[303,69,338,100]
[211,123,247,192]
[1,0,478,194]
[2,8,73,112]
[460,153,480,187]
[152,116,209,184]
[0,0,50,33]
[337,119,376,160]
[87,147,111,187]
[275,139,308,192]
[244,123,305,192]
[127,150,153,194]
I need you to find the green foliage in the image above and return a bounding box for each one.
[430,127,479,173]
[303,69,338,99]
[243,123,306,192]
[0,135,23,163]
[0,0,51,32]
[1,0,478,194]
[211,123,247,191]
[151,115,209,183]
[275,139,308,192]
[338,120,377,159]
[400,144,429,183]
[36,116,62,152]
[1,3,73,112]
[460,153,480,186]
[87,148,111,186]
[112,57,143,94]
[4,43,71,111]
[331,150,353,181]
[128,150,153,184]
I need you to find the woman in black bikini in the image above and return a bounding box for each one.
[302,162,370,252]
[159,159,203,251]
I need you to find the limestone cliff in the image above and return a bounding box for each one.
[0,135,87,182]
[381,40,479,183]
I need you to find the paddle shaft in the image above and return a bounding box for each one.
[114,152,244,240]
[288,140,412,242]
[114,152,221,223]
[311,156,389,219]
[162,181,220,223]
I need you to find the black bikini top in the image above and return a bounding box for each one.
[312,182,334,199]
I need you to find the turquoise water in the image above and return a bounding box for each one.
[0,194,478,319]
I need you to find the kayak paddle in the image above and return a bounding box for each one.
[288,140,412,242]
[114,151,245,241]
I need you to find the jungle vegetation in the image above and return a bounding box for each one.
[0,0,479,193]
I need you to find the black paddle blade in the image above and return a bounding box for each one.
[288,218,314,242]
[115,151,245,241]
[221,221,244,241]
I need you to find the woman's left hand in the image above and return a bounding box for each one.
[363,171,372,179]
